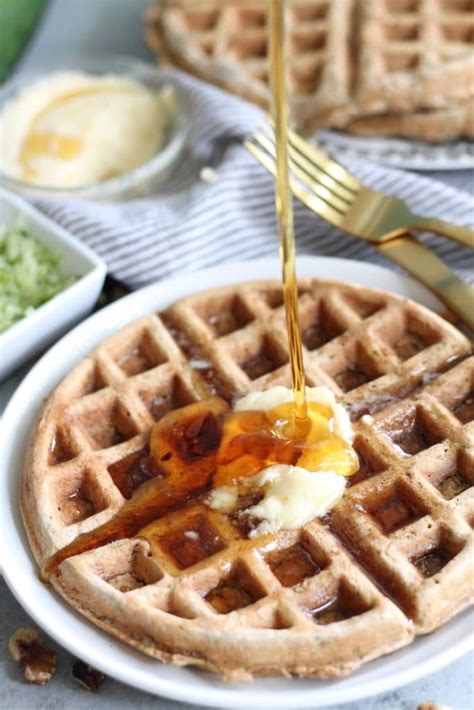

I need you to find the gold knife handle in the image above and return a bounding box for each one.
[377,235,474,332]
[413,217,474,250]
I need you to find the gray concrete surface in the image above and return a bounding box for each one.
[1,0,473,707]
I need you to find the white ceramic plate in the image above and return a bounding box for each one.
[1,257,472,709]
[318,131,474,171]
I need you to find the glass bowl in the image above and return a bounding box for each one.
[0,56,190,201]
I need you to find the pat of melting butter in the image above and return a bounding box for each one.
[234,385,353,443]
[208,485,239,513]
[245,465,346,537]
[208,386,355,537]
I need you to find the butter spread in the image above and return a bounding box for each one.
[208,386,357,536]
[245,465,346,537]
[0,71,176,188]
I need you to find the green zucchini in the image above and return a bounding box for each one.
[0,0,48,82]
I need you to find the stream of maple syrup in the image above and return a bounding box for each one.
[44,5,357,576]
[270,0,308,426]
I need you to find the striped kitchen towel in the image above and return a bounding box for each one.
[36,69,474,291]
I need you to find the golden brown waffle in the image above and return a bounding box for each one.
[356,0,474,114]
[145,0,474,139]
[146,0,355,130]
[22,279,473,680]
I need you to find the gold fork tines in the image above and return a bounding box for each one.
[245,128,474,331]
[252,125,474,248]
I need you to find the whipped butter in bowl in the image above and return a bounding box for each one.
[0,57,188,200]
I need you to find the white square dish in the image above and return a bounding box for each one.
[0,188,106,379]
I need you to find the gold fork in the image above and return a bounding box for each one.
[245,127,474,330]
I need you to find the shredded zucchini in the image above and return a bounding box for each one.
[0,226,77,333]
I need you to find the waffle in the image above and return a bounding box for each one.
[345,98,474,142]
[146,0,355,130]
[145,0,474,139]
[21,279,473,680]
[356,0,474,114]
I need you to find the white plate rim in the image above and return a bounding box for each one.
[318,130,474,172]
[1,256,472,709]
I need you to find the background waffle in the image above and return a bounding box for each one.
[22,279,473,680]
[145,0,474,140]
[344,98,474,142]
[146,0,354,130]
[356,0,474,114]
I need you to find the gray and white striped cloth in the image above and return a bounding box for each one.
[37,69,474,290]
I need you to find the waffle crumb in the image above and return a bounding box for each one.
[72,659,105,692]
[9,628,57,685]
[417,703,451,710]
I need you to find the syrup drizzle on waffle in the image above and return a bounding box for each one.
[45,395,358,574]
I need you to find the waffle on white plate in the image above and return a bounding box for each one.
[21,279,473,680]
[344,99,474,142]
[145,0,474,141]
